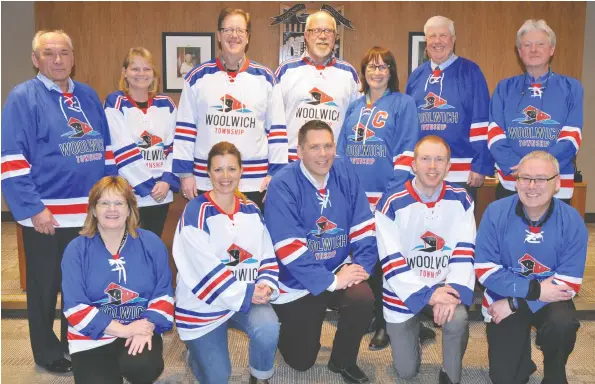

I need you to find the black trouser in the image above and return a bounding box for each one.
[71,334,164,384]
[21,225,81,365]
[487,300,579,384]
[370,262,385,329]
[139,203,170,238]
[496,183,571,204]
[273,282,374,371]
[198,190,266,212]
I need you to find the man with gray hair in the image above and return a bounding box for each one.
[406,15,493,202]
[488,19,583,202]
[1,30,115,373]
[275,10,360,162]
[475,150,587,383]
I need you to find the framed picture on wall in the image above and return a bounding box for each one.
[408,32,429,74]
[162,32,215,93]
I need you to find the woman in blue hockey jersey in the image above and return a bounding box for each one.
[104,47,179,238]
[173,141,280,384]
[337,46,421,350]
[62,176,174,383]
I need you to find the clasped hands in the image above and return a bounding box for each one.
[123,318,155,356]
[252,282,273,304]
[429,285,461,326]
[335,263,370,290]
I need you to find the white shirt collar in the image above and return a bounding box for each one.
[299,160,330,190]
[36,72,75,93]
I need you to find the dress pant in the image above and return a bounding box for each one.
[22,225,81,365]
[138,203,170,238]
[273,282,374,371]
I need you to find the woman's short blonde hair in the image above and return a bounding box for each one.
[119,47,160,98]
[80,176,140,238]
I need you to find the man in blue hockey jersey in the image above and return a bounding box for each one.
[265,120,377,384]
[475,151,587,384]
[1,30,115,373]
[406,15,493,201]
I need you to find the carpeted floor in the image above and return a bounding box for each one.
[2,313,595,383]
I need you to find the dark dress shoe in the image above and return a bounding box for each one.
[368,327,390,350]
[438,369,458,384]
[249,374,270,384]
[419,324,436,343]
[41,358,72,373]
[366,316,378,334]
[328,360,369,383]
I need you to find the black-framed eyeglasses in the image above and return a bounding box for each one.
[366,64,390,73]
[516,174,558,187]
[306,28,335,36]
[219,28,248,36]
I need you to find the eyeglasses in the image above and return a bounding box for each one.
[97,200,127,209]
[219,27,248,36]
[517,174,558,187]
[306,28,335,36]
[366,64,390,73]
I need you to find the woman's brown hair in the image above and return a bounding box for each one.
[80,176,140,238]
[207,141,247,204]
[360,46,400,94]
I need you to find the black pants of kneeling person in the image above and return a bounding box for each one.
[487,299,579,384]
[273,282,374,371]
[71,334,164,384]
[139,203,170,238]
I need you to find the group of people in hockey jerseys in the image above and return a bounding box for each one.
[0,5,587,384]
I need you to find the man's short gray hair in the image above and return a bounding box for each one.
[32,30,73,55]
[424,16,455,37]
[518,150,560,175]
[305,10,337,31]
[516,19,556,48]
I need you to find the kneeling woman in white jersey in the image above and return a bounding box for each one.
[174,7,288,211]
[104,47,179,237]
[173,142,280,384]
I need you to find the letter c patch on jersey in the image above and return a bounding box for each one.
[372,111,388,128]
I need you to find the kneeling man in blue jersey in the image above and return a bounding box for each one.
[376,135,476,384]
[475,151,587,384]
[265,120,377,384]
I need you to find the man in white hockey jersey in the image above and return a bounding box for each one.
[375,135,476,384]
[275,10,360,162]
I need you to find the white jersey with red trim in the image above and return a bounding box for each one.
[173,192,279,340]
[475,195,587,321]
[172,58,288,192]
[62,229,174,354]
[275,57,360,162]
[1,78,116,227]
[104,91,179,208]
[376,180,476,323]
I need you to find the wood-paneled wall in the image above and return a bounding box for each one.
[35,1,586,104]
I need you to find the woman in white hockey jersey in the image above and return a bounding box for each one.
[173,8,288,211]
[173,142,280,384]
[104,47,179,237]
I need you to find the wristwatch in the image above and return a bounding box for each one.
[507,297,517,313]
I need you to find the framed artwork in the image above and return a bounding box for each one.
[408,32,429,74]
[277,4,345,64]
[162,32,215,93]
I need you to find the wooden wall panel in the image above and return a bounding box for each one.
[35,1,586,105]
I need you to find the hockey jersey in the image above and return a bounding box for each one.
[406,57,493,182]
[173,192,280,340]
[1,77,116,227]
[104,91,179,207]
[487,72,583,199]
[172,58,288,192]
[376,180,476,323]
[275,56,360,162]
[337,92,419,207]
[61,229,174,354]
[264,158,377,304]
[475,195,587,321]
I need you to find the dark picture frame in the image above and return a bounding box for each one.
[408,32,429,74]
[162,32,215,93]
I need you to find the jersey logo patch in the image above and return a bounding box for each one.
[92,282,146,306]
[303,87,338,107]
[223,244,257,266]
[524,229,544,244]
[310,216,344,237]
[213,94,252,113]
[514,106,559,125]
[412,231,451,253]
[348,122,383,142]
[136,130,164,149]
[528,84,545,98]
[420,92,454,110]
[62,117,99,138]
[515,253,552,277]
